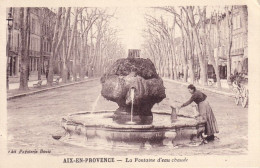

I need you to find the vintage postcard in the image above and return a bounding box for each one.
[0,0,260,167]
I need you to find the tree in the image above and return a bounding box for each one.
[19,8,30,90]
[157,7,196,83]
[205,11,223,88]
[88,10,115,77]
[66,7,79,81]
[78,8,100,80]
[37,8,53,80]
[48,7,70,85]
[225,6,234,83]
[185,6,208,85]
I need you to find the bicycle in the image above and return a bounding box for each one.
[233,81,248,108]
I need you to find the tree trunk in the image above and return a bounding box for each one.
[213,62,221,88]
[19,8,30,90]
[188,58,195,84]
[184,65,188,82]
[193,28,207,86]
[72,32,78,81]
[38,37,43,80]
[226,6,234,83]
[187,38,195,84]
[207,39,222,88]
[181,30,188,82]
[61,8,69,83]
[47,8,62,85]
[67,8,78,81]
[38,8,44,80]
[227,41,232,83]
[79,11,85,80]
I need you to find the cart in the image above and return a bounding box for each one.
[232,73,248,108]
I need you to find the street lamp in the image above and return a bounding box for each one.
[6,11,13,90]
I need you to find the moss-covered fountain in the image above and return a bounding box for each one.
[58,50,206,150]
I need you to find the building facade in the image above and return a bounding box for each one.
[208,5,248,79]
[231,5,248,74]
[7,7,55,78]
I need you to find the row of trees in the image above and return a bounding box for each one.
[17,7,125,90]
[142,6,235,88]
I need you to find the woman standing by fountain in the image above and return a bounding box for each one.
[176,84,219,142]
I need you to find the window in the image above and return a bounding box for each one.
[233,37,236,50]
[49,43,51,52]
[235,37,238,50]
[17,33,19,49]
[237,15,241,29]
[31,18,36,34]
[46,25,48,35]
[14,8,20,29]
[15,33,18,51]
[30,37,32,50]
[33,37,35,51]
[233,14,241,30]
[38,39,40,52]
[44,25,47,35]
[238,38,240,49]
[240,36,243,48]
[233,16,236,29]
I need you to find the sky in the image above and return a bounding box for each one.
[110,7,147,50]
[54,6,228,52]
[109,6,227,51]
[110,7,184,51]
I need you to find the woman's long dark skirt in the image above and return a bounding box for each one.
[198,100,219,136]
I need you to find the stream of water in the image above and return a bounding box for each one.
[91,94,101,113]
[130,88,135,122]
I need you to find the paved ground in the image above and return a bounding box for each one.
[7,79,247,156]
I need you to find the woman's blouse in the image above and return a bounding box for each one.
[181,90,207,107]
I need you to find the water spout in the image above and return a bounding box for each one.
[130,87,135,122]
[91,94,101,113]
[125,87,136,125]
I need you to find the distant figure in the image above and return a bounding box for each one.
[46,68,49,79]
[175,84,219,142]
[234,69,238,76]
[213,73,217,83]
[67,71,70,80]
[27,69,30,81]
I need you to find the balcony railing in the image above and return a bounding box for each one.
[231,48,244,55]
[43,51,51,56]
[10,46,19,53]
[29,50,40,57]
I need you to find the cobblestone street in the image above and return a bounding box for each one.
[7,79,248,156]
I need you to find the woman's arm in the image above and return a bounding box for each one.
[180,96,195,108]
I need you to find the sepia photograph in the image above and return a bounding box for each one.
[0,0,260,167]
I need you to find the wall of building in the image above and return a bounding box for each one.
[231,5,248,74]
[7,7,54,78]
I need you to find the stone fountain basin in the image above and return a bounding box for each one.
[60,111,206,149]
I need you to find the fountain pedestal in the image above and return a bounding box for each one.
[60,111,206,150]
